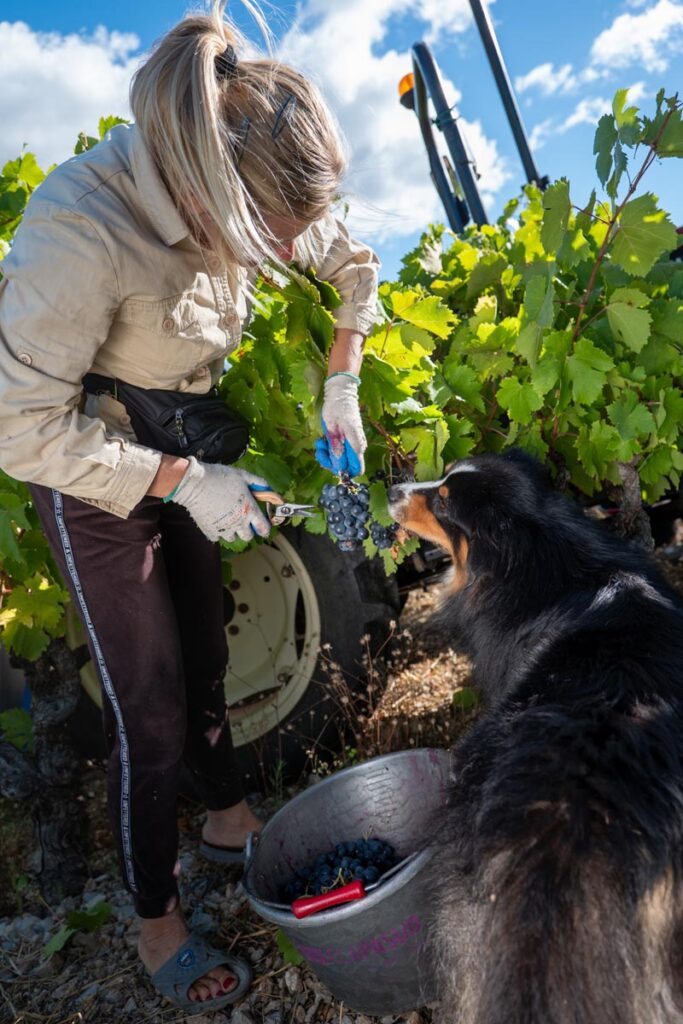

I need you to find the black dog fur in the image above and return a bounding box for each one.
[389,450,683,1024]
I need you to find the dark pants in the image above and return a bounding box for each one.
[29,485,244,918]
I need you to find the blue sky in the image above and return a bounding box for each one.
[1,0,682,280]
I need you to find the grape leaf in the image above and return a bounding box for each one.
[443,416,476,463]
[276,929,304,967]
[0,618,50,660]
[541,178,570,252]
[465,253,507,298]
[391,291,457,339]
[606,141,627,201]
[566,338,614,405]
[607,390,656,439]
[654,387,683,442]
[639,445,677,498]
[442,360,485,411]
[496,378,543,424]
[43,926,77,958]
[594,115,618,185]
[610,287,650,307]
[611,194,678,277]
[530,356,561,397]
[643,104,683,158]
[557,227,592,268]
[612,88,641,146]
[98,116,129,139]
[400,420,449,480]
[576,421,622,478]
[606,302,652,352]
[651,297,683,342]
[576,189,597,234]
[369,482,394,527]
[0,708,33,752]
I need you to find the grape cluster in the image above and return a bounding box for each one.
[282,837,398,902]
[320,481,370,552]
[369,469,400,549]
[370,521,399,550]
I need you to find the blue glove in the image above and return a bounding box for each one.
[315,423,363,477]
[314,373,367,478]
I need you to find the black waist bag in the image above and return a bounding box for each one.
[82,373,250,465]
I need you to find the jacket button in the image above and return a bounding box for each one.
[119,414,131,426]
[208,257,221,273]
[18,352,32,366]
[162,316,175,332]
[227,309,239,326]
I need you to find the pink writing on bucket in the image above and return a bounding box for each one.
[296,913,422,968]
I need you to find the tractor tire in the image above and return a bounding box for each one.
[66,526,401,791]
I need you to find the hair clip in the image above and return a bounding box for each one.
[271,92,297,139]
[233,115,251,165]
[215,44,238,80]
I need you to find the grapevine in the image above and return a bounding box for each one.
[0,89,682,663]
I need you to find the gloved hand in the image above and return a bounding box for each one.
[314,372,367,477]
[171,457,272,543]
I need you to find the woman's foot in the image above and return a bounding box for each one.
[202,799,262,850]
[138,904,235,1003]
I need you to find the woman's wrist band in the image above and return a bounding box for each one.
[162,482,181,504]
[326,371,361,385]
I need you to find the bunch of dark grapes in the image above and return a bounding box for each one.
[319,481,370,552]
[369,469,400,549]
[281,837,398,902]
[370,521,399,550]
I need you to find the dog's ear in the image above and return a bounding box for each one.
[501,448,552,490]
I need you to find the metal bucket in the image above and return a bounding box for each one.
[242,748,451,1015]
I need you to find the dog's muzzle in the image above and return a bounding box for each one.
[387,484,409,522]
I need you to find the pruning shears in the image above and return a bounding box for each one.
[249,484,317,526]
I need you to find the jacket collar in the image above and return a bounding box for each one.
[129,125,190,247]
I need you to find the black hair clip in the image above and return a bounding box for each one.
[271,92,297,139]
[215,44,238,80]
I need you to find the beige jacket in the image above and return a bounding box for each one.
[0,124,380,518]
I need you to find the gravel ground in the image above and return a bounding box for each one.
[0,581,469,1024]
[2,540,681,1024]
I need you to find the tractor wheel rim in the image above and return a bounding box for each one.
[66,531,322,748]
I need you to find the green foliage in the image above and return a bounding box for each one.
[276,928,305,966]
[0,92,682,664]
[43,900,113,957]
[452,686,480,710]
[0,707,33,751]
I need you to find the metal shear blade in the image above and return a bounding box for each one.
[270,502,317,526]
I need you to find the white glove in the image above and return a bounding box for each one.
[320,372,367,476]
[171,457,272,543]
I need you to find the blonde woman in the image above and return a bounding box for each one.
[0,3,378,1012]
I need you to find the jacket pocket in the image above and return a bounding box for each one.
[117,292,207,344]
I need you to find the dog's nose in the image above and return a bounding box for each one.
[387,484,403,505]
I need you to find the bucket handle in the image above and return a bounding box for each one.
[291,880,366,919]
[245,830,259,865]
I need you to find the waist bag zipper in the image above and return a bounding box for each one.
[174,409,189,448]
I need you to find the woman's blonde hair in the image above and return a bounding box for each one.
[130,1,347,267]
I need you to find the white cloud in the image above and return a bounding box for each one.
[0,21,141,170]
[0,3,510,247]
[529,118,554,151]
[515,63,578,96]
[280,0,510,242]
[529,82,647,149]
[590,0,683,73]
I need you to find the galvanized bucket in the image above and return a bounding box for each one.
[242,748,452,1015]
